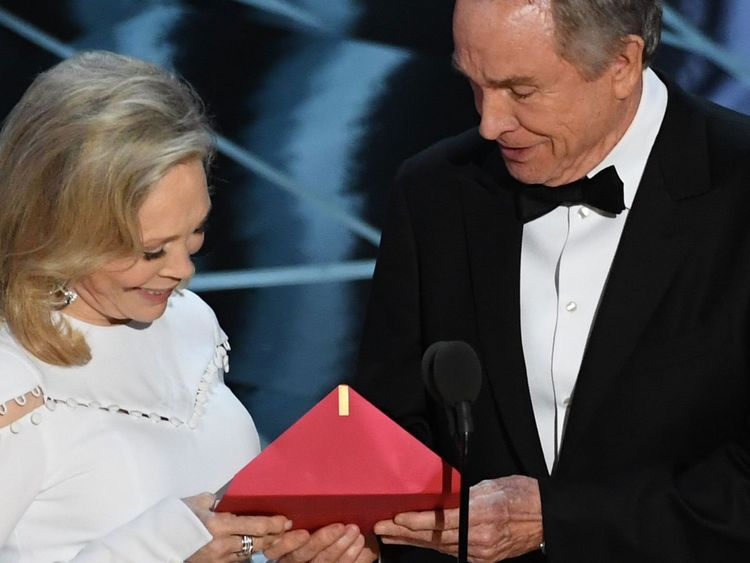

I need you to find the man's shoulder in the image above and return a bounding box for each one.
[685,89,750,128]
[398,127,493,182]
[667,83,750,148]
[701,98,750,155]
[659,82,750,201]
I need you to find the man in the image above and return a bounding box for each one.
[355,0,750,561]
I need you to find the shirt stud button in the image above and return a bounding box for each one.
[566,301,578,313]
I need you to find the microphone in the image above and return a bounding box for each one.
[422,340,482,437]
[421,341,483,563]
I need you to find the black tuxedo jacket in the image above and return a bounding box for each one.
[354,84,750,562]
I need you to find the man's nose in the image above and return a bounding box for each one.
[477,90,520,140]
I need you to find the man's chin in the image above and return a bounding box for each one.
[504,161,548,186]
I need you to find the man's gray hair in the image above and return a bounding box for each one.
[551,0,663,79]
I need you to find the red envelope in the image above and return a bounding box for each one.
[216,385,460,532]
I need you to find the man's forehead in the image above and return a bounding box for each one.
[457,0,550,9]
[454,0,555,34]
[452,0,558,73]
[452,52,540,87]
[455,0,553,22]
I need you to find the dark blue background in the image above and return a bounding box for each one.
[1,0,747,444]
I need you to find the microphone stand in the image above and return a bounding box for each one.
[421,341,482,563]
[455,402,473,563]
[458,431,470,562]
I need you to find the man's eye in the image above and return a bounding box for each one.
[511,89,534,100]
[143,248,166,261]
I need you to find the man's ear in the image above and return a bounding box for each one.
[610,34,646,99]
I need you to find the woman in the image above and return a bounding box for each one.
[0,51,376,563]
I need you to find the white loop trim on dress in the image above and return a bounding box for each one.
[187,338,230,429]
[41,339,231,429]
[0,385,44,416]
[0,385,45,435]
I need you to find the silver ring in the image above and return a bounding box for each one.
[240,534,254,557]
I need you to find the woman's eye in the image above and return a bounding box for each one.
[143,248,166,261]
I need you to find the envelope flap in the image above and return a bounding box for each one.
[221,386,459,498]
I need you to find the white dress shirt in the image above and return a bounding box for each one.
[520,69,668,473]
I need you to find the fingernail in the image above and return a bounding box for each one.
[284,520,293,530]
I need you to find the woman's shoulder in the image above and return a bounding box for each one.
[0,327,45,427]
[0,327,43,399]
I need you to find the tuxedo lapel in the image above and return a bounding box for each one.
[556,86,711,468]
[458,147,549,477]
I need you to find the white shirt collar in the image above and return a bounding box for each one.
[589,68,668,209]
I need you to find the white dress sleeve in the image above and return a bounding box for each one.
[70,498,212,562]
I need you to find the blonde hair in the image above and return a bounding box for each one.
[0,51,214,366]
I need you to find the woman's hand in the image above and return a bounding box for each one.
[184,493,292,562]
[264,524,379,563]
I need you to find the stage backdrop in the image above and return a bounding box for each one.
[0,0,747,443]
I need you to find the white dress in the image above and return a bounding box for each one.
[0,290,260,562]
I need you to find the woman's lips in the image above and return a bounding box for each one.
[136,287,174,303]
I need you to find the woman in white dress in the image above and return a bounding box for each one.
[0,51,377,563]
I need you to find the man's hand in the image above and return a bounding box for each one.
[374,475,543,562]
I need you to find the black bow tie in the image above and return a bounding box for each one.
[514,166,625,223]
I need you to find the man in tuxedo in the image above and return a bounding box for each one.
[355,0,750,561]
